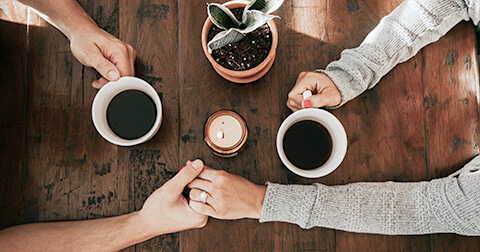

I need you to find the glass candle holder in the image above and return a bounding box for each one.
[204,110,248,158]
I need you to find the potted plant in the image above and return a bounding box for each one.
[201,0,284,83]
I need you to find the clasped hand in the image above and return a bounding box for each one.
[186,161,266,220]
[139,159,266,236]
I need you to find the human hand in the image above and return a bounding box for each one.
[186,162,266,220]
[287,71,341,111]
[69,25,136,88]
[136,159,208,236]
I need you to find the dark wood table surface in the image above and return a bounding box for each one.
[2,0,480,251]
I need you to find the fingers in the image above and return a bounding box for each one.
[286,71,341,110]
[92,82,101,89]
[185,160,218,181]
[287,71,312,111]
[189,188,217,206]
[166,159,204,194]
[89,53,120,81]
[287,97,303,111]
[128,45,136,76]
[111,46,134,77]
[188,178,212,191]
[303,88,341,108]
[189,188,206,202]
[189,201,217,216]
[69,26,137,89]
[198,167,222,181]
[92,77,109,89]
[290,71,310,95]
[92,44,136,89]
[286,88,303,111]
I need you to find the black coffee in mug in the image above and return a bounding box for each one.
[106,90,156,140]
[283,120,333,170]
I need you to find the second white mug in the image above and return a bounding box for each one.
[91,77,163,146]
[276,107,347,178]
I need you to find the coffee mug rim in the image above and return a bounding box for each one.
[92,76,163,146]
[276,108,347,178]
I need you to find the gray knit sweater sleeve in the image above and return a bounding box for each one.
[260,156,480,235]
[320,0,480,107]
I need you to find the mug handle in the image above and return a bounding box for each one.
[303,90,312,100]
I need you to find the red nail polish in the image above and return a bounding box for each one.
[179,167,183,171]
[303,100,312,108]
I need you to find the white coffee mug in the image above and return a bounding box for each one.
[276,93,347,178]
[91,77,163,146]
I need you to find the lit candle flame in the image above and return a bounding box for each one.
[216,130,225,139]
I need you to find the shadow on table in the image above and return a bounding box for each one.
[0,19,29,229]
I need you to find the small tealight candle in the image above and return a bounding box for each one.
[204,110,248,157]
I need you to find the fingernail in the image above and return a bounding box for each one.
[192,160,202,169]
[108,70,119,80]
[303,100,312,108]
[179,167,183,171]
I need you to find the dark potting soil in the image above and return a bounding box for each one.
[207,8,272,71]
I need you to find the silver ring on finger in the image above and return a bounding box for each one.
[200,190,208,204]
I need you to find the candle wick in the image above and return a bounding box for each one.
[216,130,225,139]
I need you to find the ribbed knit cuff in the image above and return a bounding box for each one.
[259,182,318,228]
[316,68,361,109]
[427,155,480,235]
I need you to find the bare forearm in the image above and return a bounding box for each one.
[14,0,97,39]
[0,211,155,252]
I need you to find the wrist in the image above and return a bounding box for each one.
[128,211,158,239]
[249,185,266,219]
[65,20,99,40]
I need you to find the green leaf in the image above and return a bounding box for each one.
[241,10,277,34]
[207,3,241,30]
[207,29,245,53]
[245,0,284,14]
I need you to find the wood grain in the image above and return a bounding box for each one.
[0,12,27,230]
[23,4,134,252]
[422,22,480,252]
[178,0,293,249]
[1,0,480,251]
[309,0,430,251]
[119,0,180,250]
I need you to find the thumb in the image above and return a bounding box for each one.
[90,55,121,82]
[168,159,204,194]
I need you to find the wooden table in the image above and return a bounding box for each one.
[2,0,480,251]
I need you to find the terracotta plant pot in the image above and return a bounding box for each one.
[201,0,278,84]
